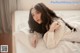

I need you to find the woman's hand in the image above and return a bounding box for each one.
[30,35,38,48]
[49,21,60,32]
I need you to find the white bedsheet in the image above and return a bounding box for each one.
[13,10,80,53]
[14,31,80,53]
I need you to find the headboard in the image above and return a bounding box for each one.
[17,0,80,10]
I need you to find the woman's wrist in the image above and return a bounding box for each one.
[33,34,38,38]
[49,28,55,32]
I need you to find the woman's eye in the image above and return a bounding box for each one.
[36,11,40,14]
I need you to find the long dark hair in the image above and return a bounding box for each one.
[28,3,76,37]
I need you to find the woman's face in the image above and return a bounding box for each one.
[31,8,42,24]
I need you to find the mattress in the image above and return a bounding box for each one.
[12,10,80,53]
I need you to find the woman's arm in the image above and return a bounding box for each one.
[43,20,65,48]
[29,31,42,48]
[30,34,38,48]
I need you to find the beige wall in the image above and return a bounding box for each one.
[17,0,80,10]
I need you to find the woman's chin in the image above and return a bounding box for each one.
[38,22,42,24]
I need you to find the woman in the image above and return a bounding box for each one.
[28,3,79,48]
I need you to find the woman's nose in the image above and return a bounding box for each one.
[35,16,39,20]
[36,18,39,21]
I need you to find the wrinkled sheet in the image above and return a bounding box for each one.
[13,10,80,53]
[13,31,80,53]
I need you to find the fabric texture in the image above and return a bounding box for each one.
[43,18,80,48]
[0,0,17,34]
[43,19,66,48]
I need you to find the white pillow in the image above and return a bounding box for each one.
[14,11,29,32]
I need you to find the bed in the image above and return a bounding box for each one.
[12,10,80,53]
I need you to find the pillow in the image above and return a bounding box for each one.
[14,11,29,32]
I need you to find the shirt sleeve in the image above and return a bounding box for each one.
[43,19,66,49]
